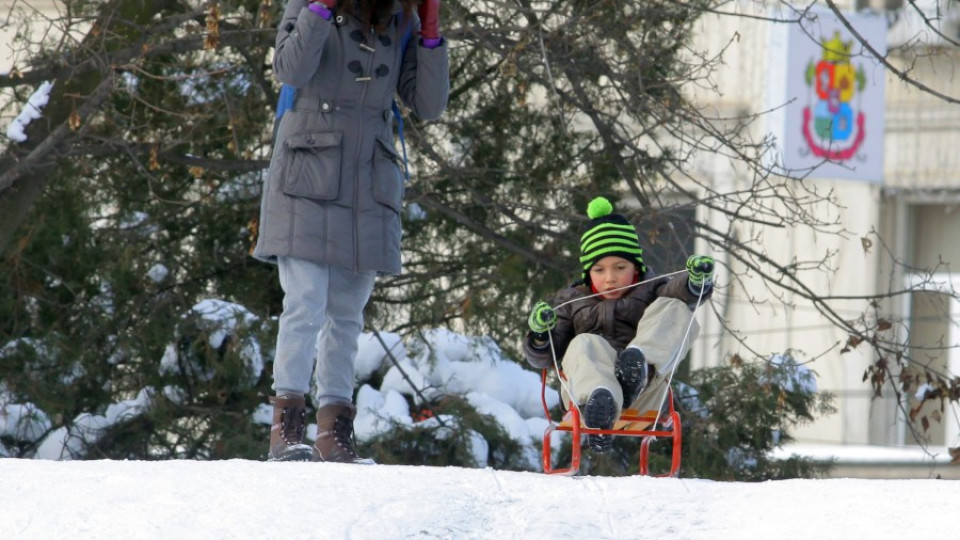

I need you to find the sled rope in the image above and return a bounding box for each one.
[650,279,706,429]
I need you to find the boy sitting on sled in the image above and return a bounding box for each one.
[523,197,715,452]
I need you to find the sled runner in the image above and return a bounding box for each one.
[540,369,682,477]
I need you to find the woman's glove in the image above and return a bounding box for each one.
[418,0,441,42]
[308,0,336,18]
[686,254,715,291]
[527,301,557,334]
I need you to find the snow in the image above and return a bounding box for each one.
[0,459,956,539]
[158,299,264,384]
[33,388,154,461]
[405,201,427,220]
[0,401,50,442]
[146,263,169,283]
[356,330,404,381]
[189,299,259,352]
[771,442,954,465]
[4,80,53,143]
[3,308,957,537]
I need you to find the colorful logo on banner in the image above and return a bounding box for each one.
[801,31,867,161]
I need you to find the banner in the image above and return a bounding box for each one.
[766,7,887,182]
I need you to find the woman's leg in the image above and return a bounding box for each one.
[272,256,331,396]
[313,264,376,407]
[269,256,331,461]
[309,264,376,463]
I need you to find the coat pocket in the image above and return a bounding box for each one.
[373,138,403,214]
[371,137,404,213]
[281,131,342,201]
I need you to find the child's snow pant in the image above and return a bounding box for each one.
[560,297,700,417]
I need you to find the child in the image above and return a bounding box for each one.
[524,197,714,452]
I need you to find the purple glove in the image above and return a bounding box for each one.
[308,0,336,19]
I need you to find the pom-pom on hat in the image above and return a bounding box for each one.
[579,196,645,279]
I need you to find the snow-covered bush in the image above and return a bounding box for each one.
[668,354,837,481]
[160,299,265,386]
[0,294,835,480]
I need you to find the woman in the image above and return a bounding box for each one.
[254,0,449,462]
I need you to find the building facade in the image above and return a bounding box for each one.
[688,0,960,459]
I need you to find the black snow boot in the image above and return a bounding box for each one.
[583,387,617,453]
[267,394,314,462]
[616,347,648,408]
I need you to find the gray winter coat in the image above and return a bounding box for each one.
[253,1,449,274]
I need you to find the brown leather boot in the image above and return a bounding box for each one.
[312,403,375,464]
[267,394,313,462]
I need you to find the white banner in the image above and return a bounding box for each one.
[766,7,887,182]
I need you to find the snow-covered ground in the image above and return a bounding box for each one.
[771,442,954,464]
[1,458,957,539]
[3,302,958,537]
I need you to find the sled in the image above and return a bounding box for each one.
[540,369,682,477]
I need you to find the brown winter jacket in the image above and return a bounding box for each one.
[522,272,711,369]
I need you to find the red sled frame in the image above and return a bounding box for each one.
[540,369,682,477]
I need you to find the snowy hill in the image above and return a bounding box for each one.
[1,458,956,539]
[3,306,957,538]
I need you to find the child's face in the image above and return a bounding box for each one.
[589,256,638,300]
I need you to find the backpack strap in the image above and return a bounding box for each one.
[272,84,296,143]
[275,84,296,121]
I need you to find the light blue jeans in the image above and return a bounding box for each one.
[273,257,375,407]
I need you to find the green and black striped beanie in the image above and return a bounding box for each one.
[579,197,645,279]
